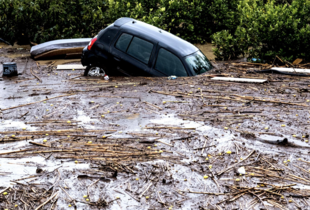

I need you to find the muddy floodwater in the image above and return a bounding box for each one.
[1,44,310,210]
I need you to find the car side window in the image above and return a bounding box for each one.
[115,33,133,52]
[155,48,188,76]
[127,37,153,64]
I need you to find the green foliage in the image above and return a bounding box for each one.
[106,0,160,21]
[1,0,309,62]
[141,0,239,43]
[212,0,310,61]
[104,0,240,43]
[0,0,239,45]
[0,0,109,44]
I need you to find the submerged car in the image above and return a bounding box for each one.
[81,17,213,77]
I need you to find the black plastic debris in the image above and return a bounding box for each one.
[3,62,18,76]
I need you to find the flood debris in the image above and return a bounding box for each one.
[211,77,267,83]
[2,49,310,209]
[237,166,246,175]
[2,62,18,76]
[56,64,86,70]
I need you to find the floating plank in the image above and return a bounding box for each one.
[271,67,310,73]
[57,65,86,70]
[211,77,267,83]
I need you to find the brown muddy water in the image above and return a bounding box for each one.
[1,44,310,210]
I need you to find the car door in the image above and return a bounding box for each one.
[110,32,156,76]
[151,45,189,77]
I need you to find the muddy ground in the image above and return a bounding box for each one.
[1,44,310,210]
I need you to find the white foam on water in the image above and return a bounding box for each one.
[74,110,99,130]
[0,120,36,130]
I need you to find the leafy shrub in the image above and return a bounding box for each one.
[0,0,109,44]
[212,0,310,61]
[141,0,239,43]
[106,0,160,21]
[0,0,239,45]
[1,0,308,62]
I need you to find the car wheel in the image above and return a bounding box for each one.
[84,66,106,77]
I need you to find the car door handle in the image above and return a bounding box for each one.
[114,57,121,62]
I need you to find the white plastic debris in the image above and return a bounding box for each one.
[104,75,109,80]
[211,77,267,83]
[271,67,310,73]
[57,65,86,70]
[237,166,246,175]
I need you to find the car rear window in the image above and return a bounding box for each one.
[127,37,153,64]
[155,48,187,76]
[115,33,133,52]
[99,26,119,47]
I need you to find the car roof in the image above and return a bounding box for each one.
[114,17,198,57]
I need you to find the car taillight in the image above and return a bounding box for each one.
[87,36,97,50]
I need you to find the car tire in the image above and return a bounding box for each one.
[83,66,106,77]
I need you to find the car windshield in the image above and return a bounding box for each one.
[185,51,213,75]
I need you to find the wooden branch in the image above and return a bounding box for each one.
[156,140,173,147]
[145,126,196,130]
[35,192,58,210]
[201,136,208,155]
[180,190,224,195]
[29,141,51,147]
[30,67,42,83]
[217,150,255,175]
[139,182,152,198]
[143,101,163,110]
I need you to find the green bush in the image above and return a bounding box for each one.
[141,0,239,43]
[0,0,239,45]
[105,0,240,43]
[0,0,163,44]
[212,0,310,61]
[106,0,160,21]
[1,0,308,62]
[0,0,109,44]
